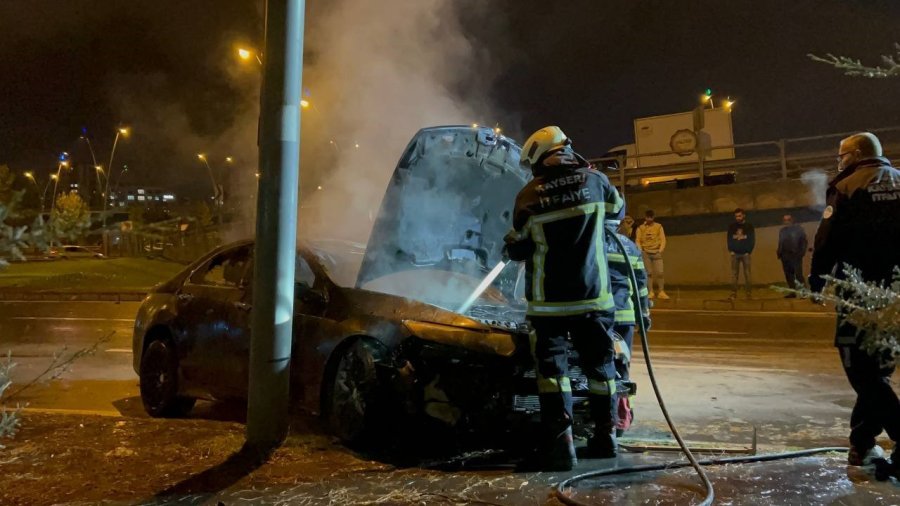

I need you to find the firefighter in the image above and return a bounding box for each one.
[604,218,651,435]
[809,132,900,474]
[505,126,624,471]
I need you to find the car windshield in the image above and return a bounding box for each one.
[306,240,524,312]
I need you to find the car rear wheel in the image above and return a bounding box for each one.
[140,338,195,417]
[324,340,381,445]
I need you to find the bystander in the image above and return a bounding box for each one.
[727,208,755,299]
[635,210,668,299]
[776,214,808,296]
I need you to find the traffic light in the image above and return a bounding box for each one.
[705,88,712,97]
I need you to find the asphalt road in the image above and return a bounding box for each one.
[0,300,867,446]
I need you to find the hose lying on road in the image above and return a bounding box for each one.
[554,232,850,506]
[554,446,849,506]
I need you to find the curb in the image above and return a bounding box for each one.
[651,297,833,312]
[0,291,147,302]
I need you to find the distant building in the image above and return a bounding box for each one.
[108,186,176,208]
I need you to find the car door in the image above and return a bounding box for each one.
[290,249,350,410]
[174,245,252,398]
[229,250,330,403]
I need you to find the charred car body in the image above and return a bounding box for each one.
[133,126,633,445]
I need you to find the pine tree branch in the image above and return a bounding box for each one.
[808,43,900,78]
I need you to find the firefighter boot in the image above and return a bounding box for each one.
[516,420,577,472]
[587,423,617,459]
[586,394,618,459]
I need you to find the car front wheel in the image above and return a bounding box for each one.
[140,338,195,417]
[324,339,382,445]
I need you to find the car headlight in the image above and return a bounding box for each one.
[403,320,516,357]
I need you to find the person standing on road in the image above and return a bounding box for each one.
[635,210,668,299]
[505,126,624,471]
[604,218,650,435]
[727,208,755,299]
[809,132,900,475]
[776,214,808,296]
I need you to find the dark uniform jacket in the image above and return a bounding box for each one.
[604,228,650,326]
[506,158,625,317]
[811,157,900,289]
[810,157,900,345]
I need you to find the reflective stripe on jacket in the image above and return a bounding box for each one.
[605,229,650,326]
[506,164,624,317]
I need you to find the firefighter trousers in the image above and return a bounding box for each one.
[529,311,617,432]
[614,325,635,382]
[839,344,900,454]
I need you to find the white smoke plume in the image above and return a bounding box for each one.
[800,169,830,208]
[298,0,499,243]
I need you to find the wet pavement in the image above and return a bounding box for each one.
[2,300,899,504]
[1,413,898,505]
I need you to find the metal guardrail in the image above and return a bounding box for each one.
[589,126,900,194]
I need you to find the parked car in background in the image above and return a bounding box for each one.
[49,245,105,259]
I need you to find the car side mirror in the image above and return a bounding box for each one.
[297,284,328,306]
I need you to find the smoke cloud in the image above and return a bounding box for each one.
[298,0,500,244]
[800,169,829,208]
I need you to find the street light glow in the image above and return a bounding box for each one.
[300,99,310,108]
[723,98,736,111]
[51,174,58,180]
[225,156,234,163]
[60,161,70,168]
[197,153,206,160]
[238,48,252,60]
[118,127,130,136]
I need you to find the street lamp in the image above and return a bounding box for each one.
[50,159,71,211]
[237,47,263,65]
[197,153,220,204]
[42,174,58,215]
[722,98,736,112]
[100,126,130,254]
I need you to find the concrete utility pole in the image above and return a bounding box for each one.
[246,0,305,449]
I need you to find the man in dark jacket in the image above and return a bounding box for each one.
[809,132,900,474]
[505,126,624,471]
[727,208,755,299]
[777,214,808,295]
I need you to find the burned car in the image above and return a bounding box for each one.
[132,126,632,445]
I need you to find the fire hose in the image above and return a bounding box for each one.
[551,231,848,506]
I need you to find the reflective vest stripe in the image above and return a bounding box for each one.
[588,378,616,396]
[532,223,548,301]
[538,376,572,394]
[615,309,636,322]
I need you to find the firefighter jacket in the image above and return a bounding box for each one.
[604,227,650,326]
[810,157,900,295]
[506,156,625,317]
[635,222,666,254]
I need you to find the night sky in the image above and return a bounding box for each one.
[1,0,899,197]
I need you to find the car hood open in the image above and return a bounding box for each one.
[355,126,530,309]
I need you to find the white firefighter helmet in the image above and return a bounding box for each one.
[521,126,571,167]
